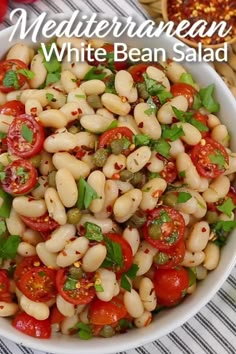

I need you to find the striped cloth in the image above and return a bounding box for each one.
[1,1,236,353]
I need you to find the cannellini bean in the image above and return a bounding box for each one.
[78,214,113,234]
[207,114,221,128]
[38,110,67,128]
[101,93,131,115]
[56,237,89,267]
[25,98,43,116]
[80,80,106,95]
[61,315,78,335]
[176,152,201,190]
[134,103,161,140]
[139,241,158,257]
[39,151,54,176]
[186,221,210,252]
[195,265,208,280]
[0,114,14,133]
[169,139,185,158]
[140,178,167,211]
[79,306,89,324]
[96,268,117,302]
[53,152,90,180]
[127,146,152,173]
[165,61,187,83]
[187,282,197,294]
[0,153,19,166]
[13,197,47,217]
[29,53,47,88]
[0,92,6,105]
[45,224,76,253]
[146,151,164,172]
[202,176,230,203]
[134,251,154,276]
[224,152,236,175]
[95,180,119,219]
[71,61,92,80]
[113,180,134,194]
[56,295,75,317]
[80,114,115,133]
[96,108,114,120]
[36,243,58,268]
[60,70,78,93]
[181,250,205,267]
[157,96,188,124]
[175,122,201,145]
[211,124,229,147]
[57,36,87,49]
[20,89,49,107]
[6,208,25,236]
[146,66,170,90]
[17,242,36,257]
[203,242,220,270]
[22,228,43,246]
[115,70,138,102]
[0,302,19,317]
[113,189,142,223]
[103,154,126,178]
[45,188,67,225]
[44,88,67,110]
[31,176,48,199]
[139,277,157,311]
[122,227,140,256]
[118,114,140,134]
[44,131,77,153]
[87,171,105,213]
[56,169,78,208]
[20,295,49,320]
[134,311,152,328]
[7,44,32,65]
[74,132,97,149]
[124,289,144,318]
[82,244,107,272]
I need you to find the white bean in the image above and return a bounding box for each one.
[82,244,107,272]
[80,80,106,95]
[186,221,210,252]
[87,171,105,213]
[22,228,43,246]
[102,154,126,178]
[29,53,47,88]
[134,251,154,276]
[203,242,220,270]
[7,44,32,65]
[36,243,58,268]
[134,311,152,328]
[60,70,78,93]
[61,315,78,335]
[56,237,89,267]
[56,169,78,208]
[101,93,131,115]
[25,98,43,116]
[20,295,49,320]
[74,132,97,149]
[17,242,36,257]
[157,96,188,124]
[96,268,117,302]
[175,122,202,145]
[45,188,67,225]
[118,114,140,134]
[169,139,185,158]
[122,227,140,256]
[146,66,170,90]
[78,215,113,234]
[115,70,138,102]
[139,277,157,311]
[140,178,167,211]
[134,103,161,140]
[0,114,14,133]
[80,114,114,133]
[13,197,47,217]
[31,176,48,199]
[202,176,230,203]
[113,189,142,223]
[165,61,187,83]
[45,224,76,253]
[56,295,75,317]
[44,131,77,153]
[39,151,54,176]
[53,152,90,180]
[127,146,152,173]
[181,250,205,267]
[124,289,144,318]
[0,302,19,317]
[176,152,201,190]
[211,124,229,147]
[38,110,67,128]
[95,180,119,219]
[6,208,25,236]
[146,152,164,172]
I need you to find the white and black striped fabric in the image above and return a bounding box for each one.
[1,1,236,353]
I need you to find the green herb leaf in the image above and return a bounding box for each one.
[216,198,236,217]
[192,94,203,110]
[157,90,173,104]
[199,84,220,113]
[153,209,171,226]
[39,43,61,73]
[0,188,12,218]
[125,264,139,279]
[144,108,155,116]
[133,134,150,147]
[152,138,171,158]
[188,117,209,132]
[45,72,61,86]
[146,96,157,114]
[179,73,195,87]
[104,75,116,94]
[0,132,7,139]
[165,231,179,244]
[172,106,193,122]
[143,73,165,96]
[177,192,192,203]
[73,322,93,340]
[17,68,35,79]
[46,93,56,102]
[117,318,133,330]
[148,172,161,179]
[0,235,20,261]
[38,271,46,277]
[102,237,124,269]
[0,221,6,236]
[211,220,236,247]
[179,171,186,178]
[84,222,103,242]
[162,125,185,141]
[105,120,118,131]
[0,172,6,181]
[94,282,104,292]
[214,220,236,232]
[21,124,33,143]
[63,276,78,291]
[75,94,86,99]
[3,71,20,89]
[84,66,106,81]
[16,167,28,183]
[77,177,98,210]
[209,151,226,169]
[121,264,139,292]
[120,274,131,292]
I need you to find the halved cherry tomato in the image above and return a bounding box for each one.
[154,267,189,306]
[0,0,7,23]
[50,305,65,324]
[142,206,185,251]
[14,256,43,289]
[128,63,163,83]
[153,240,185,269]
[1,159,37,195]
[7,114,45,158]
[171,83,196,107]
[89,297,127,325]
[0,270,12,302]
[0,100,25,117]
[0,59,28,93]
[105,233,133,275]
[12,312,51,339]
[19,267,57,302]
[157,154,177,183]
[56,268,95,305]
[98,127,134,149]
[20,213,59,233]
[191,137,229,178]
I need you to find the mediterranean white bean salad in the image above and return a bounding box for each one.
[0,37,235,340]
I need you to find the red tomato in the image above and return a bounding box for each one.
[98,127,134,149]
[128,63,163,83]
[154,240,186,269]
[0,59,28,93]
[194,112,209,138]
[171,83,196,107]
[0,100,25,117]
[50,305,65,324]
[1,159,37,195]
[20,213,59,233]
[14,256,43,289]
[142,206,185,251]
[157,155,177,184]
[105,233,133,275]
[19,267,57,302]
[154,267,189,306]
[0,0,7,23]
[0,270,12,302]
[12,312,51,339]
[7,114,45,158]
[89,297,127,325]
[191,137,229,178]
[56,268,96,305]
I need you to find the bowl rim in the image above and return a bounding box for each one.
[0,13,236,354]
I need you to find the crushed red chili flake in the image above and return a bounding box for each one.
[167,0,236,45]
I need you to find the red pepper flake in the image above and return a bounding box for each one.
[106,205,112,213]
[138,122,144,128]
[114,162,123,170]
[112,173,120,180]
[202,227,207,232]
[144,248,150,254]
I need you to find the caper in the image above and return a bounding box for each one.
[93,148,109,167]
[99,325,115,338]
[110,138,129,155]
[163,193,178,207]
[148,223,162,240]
[137,82,149,100]
[119,169,134,182]
[205,211,219,224]
[48,170,57,188]
[69,266,83,280]
[67,208,82,224]
[131,171,145,187]
[153,252,169,265]
[126,210,147,228]
[29,154,41,168]
[87,95,103,109]
[68,125,80,134]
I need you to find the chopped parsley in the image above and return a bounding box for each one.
[3,71,20,90]
[199,84,220,113]
[0,234,21,265]
[121,264,139,292]
[211,220,236,247]
[73,322,93,340]
[102,237,124,269]
[63,276,78,291]
[84,66,106,81]
[209,151,227,169]
[162,125,185,141]
[84,222,103,242]
[17,68,35,79]
[216,198,236,217]
[77,177,98,210]
[21,124,33,143]
[179,73,195,87]
[177,192,192,204]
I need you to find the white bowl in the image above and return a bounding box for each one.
[1,14,236,354]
